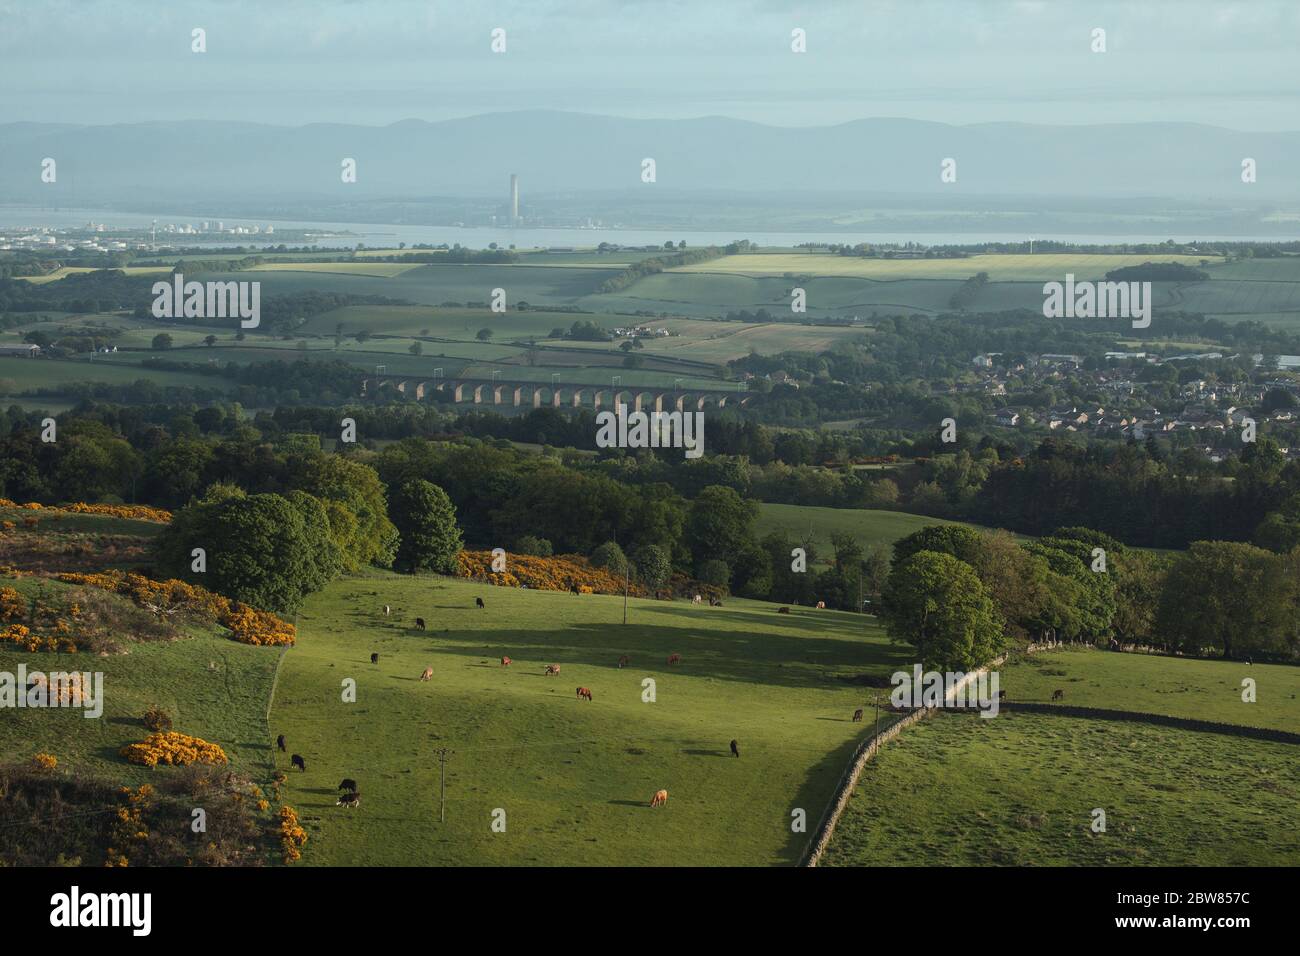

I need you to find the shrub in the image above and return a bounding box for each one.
[31,753,57,772]
[278,805,308,863]
[514,535,553,557]
[141,706,174,733]
[589,541,628,577]
[119,732,229,768]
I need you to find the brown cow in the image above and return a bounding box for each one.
[545,664,561,676]
[1051,689,1064,701]
[500,656,512,667]
[419,666,434,682]
[852,708,864,722]
[666,654,681,666]
[815,601,826,609]
[617,655,629,669]
[650,789,669,808]
[576,687,593,701]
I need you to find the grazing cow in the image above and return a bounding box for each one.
[415,618,426,631]
[276,734,286,752]
[1051,689,1064,701]
[649,789,669,808]
[692,594,702,605]
[420,666,434,682]
[338,778,358,793]
[730,739,739,758]
[998,690,1007,700]
[617,655,629,669]
[383,605,391,616]
[291,754,306,772]
[569,584,581,596]
[476,597,485,609]
[576,686,593,701]
[852,708,864,723]
[816,601,826,610]
[545,664,561,676]
[370,653,379,664]
[709,597,722,607]
[667,653,681,666]
[336,792,361,808]
[1247,656,1254,666]
[500,656,512,667]
[777,606,790,614]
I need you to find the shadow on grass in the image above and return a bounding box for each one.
[396,621,912,692]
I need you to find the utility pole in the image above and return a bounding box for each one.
[622,563,629,625]
[435,747,452,823]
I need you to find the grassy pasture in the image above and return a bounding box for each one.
[269,572,906,866]
[244,262,426,278]
[0,356,236,395]
[821,710,1300,866]
[1000,646,1300,732]
[755,503,990,560]
[0,575,281,786]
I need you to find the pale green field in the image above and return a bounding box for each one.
[17,266,172,284]
[670,253,1224,281]
[755,503,994,560]
[245,262,426,278]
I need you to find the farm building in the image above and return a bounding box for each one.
[0,344,40,357]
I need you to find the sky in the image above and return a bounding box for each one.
[1,0,1298,130]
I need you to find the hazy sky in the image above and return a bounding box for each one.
[1,0,1297,129]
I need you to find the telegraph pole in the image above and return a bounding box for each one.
[622,563,629,625]
[435,747,452,823]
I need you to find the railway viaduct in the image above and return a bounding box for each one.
[360,376,753,411]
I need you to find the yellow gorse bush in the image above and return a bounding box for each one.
[55,570,295,647]
[278,805,308,863]
[0,498,171,523]
[119,732,229,768]
[31,752,57,771]
[456,551,645,597]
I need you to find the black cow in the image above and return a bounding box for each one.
[370,652,379,664]
[569,584,580,596]
[998,690,1007,700]
[852,708,864,722]
[291,754,306,772]
[1051,689,1064,701]
[475,597,485,609]
[729,739,740,758]
[415,618,426,630]
[276,734,286,752]
[336,792,361,808]
[338,778,358,793]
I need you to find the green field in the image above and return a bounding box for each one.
[755,503,990,560]
[671,252,1226,281]
[269,571,906,866]
[0,576,281,786]
[1001,646,1300,732]
[0,355,236,396]
[821,710,1300,866]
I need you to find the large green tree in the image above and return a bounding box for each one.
[389,479,463,573]
[881,550,1005,670]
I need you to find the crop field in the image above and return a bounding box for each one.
[268,572,907,866]
[820,710,1300,866]
[669,253,1225,281]
[16,265,172,285]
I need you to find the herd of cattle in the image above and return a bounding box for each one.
[277,593,1061,826]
